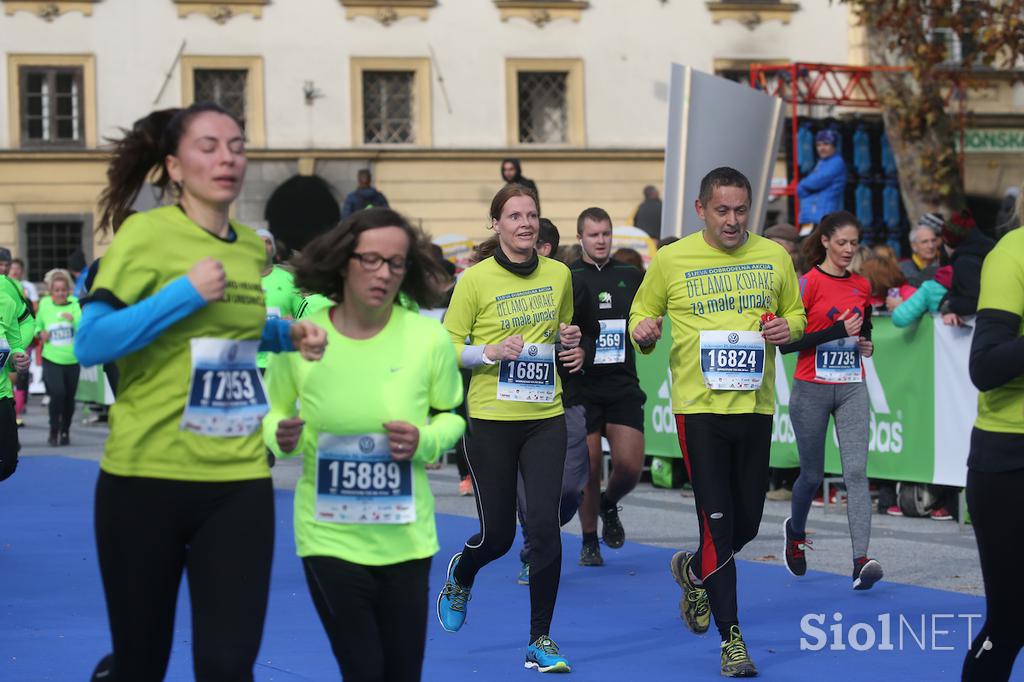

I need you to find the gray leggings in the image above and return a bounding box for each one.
[789,379,872,561]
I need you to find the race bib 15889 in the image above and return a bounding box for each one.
[315,433,415,524]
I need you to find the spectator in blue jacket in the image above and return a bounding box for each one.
[341,168,389,219]
[797,129,847,234]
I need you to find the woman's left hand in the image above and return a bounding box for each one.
[559,323,581,349]
[384,421,420,461]
[60,312,74,322]
[857,337,873,358]
[291,321,327,361]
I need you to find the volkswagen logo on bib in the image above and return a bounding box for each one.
[227,345,239,362]
[528,345,538,357]
[837,338,847,347]
[728,333,740,344]
[359,436,375,453]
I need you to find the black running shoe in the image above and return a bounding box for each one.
[783,517,811,577]
[599,492,625,549]
[91,653,114,680]
[579,540,604,567]
[852,557,883,591]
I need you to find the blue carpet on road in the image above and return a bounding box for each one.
[1,457,1012,681]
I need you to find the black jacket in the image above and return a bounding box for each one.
[500,158,540,208]
[634,198,663,241]
[568,258,645,384]
[560,270,599,407]
[947,230,995,316]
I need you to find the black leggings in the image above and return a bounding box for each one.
[455,416,567,642]
[94,471,274,682]
[0,396,19,481]
[963,467,1024,681]
[675,413,773,640]
[42,359,79,432]
[303,555,431,682]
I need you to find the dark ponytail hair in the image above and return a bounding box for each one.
[800,210,862,267]
[97,101,241,233]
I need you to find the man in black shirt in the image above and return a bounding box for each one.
[571,207,646,566]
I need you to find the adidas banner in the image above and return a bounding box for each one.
[637,316,975,486]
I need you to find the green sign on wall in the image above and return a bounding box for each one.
[959,128,1024,153]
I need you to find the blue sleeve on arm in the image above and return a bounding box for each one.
[74,276,206,366]
[261,318,295,353]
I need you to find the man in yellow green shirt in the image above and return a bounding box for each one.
[629,167,806,678]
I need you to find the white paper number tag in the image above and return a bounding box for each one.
[315,433,415,524]
[698,330,765,391]
[594,319,626,365]
[181,338,269,437]
[815,337,862,383]
[497,343,556,403]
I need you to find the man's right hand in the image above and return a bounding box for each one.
[631,317,663,347]
[485,334,525,361]
[275,417,305,453]
[187,258,227,303]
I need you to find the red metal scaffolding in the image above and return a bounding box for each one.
[749,63,911,221]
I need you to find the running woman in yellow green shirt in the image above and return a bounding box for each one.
[962,207,1024,681]
[630,167,806,678]
[35,268,81,446]
[77,102,327,682]
[437,184,581,673]
[264,207,464,681]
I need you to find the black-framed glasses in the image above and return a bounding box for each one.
[350,252,407,274]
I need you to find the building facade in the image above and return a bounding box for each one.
[0,0,1019,280]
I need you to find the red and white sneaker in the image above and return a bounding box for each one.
[783,517,812,577]
[930,507,953,521]
[885,505,903,517]
[852,557,884,590]
[458,476,474,497]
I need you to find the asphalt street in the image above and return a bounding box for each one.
[30,403,982,597]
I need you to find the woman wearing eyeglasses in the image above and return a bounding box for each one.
[263,207,465,682]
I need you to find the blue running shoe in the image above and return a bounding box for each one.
[517,562,530,585]
[525,636,571,673]
[436,552,471,632]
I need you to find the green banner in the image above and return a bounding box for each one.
[75,365,111,405]
[637,318,937,483]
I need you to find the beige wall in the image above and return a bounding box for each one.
[373,153,663,241]
[0,146,1016,270]
[0,150,665,263]
[0,154,109,257]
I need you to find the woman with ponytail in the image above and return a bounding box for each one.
[76,102,326,680]
[780,211,884,591]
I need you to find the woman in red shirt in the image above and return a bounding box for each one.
[780,211,884,591]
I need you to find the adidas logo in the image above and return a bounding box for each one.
[618,281,626,288]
